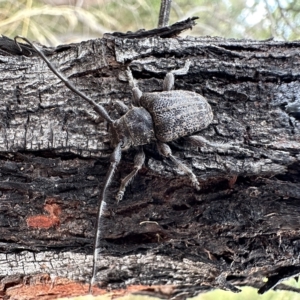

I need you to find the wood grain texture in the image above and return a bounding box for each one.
[0,31,299,299]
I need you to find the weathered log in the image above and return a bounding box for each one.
[0,20,299,299]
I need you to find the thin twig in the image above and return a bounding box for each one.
[158,0,172,27]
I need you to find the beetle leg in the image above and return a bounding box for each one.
[156,142,200,190]
[116,147,145,202]
[186,135,250,156]
[163,60,191,91]
[186,135,234,150]
[90,142,122,294]
[83,111,105,124]
[185,135,232,149]
[162,73,174,91]
[114,100,129,116]
[126,68,143,106]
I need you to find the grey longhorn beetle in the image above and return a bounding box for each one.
[14,36,230,293]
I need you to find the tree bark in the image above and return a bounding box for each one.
[0,21,299,299]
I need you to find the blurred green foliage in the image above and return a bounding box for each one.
[1,0,300,46]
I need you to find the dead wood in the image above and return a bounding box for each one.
[0,23,299,299]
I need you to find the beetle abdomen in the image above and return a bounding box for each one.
[140,90,213,142]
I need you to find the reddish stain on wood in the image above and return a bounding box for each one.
[5,274,172,299]
[26,203,62,229]
[6,276,100,300]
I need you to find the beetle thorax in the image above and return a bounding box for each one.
[111,107,156,150]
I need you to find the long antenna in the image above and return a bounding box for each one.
[14,36,114,125]
[89,198,107,293]
[14,35,118,294]
[89,141,122,293]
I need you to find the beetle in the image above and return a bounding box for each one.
[14,36,215,292]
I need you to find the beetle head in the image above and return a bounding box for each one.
[111,107,156,150]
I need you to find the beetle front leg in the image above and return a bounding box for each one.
[116,147,145,202]
[126,68,143,106]
[163,60,191,91]
[83,111,105,124]
[114,100,130,116]
[156,142,200,190]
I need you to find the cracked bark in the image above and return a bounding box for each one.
[0,21,300,299]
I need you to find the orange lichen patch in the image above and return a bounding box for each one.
[26,203,62,229]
